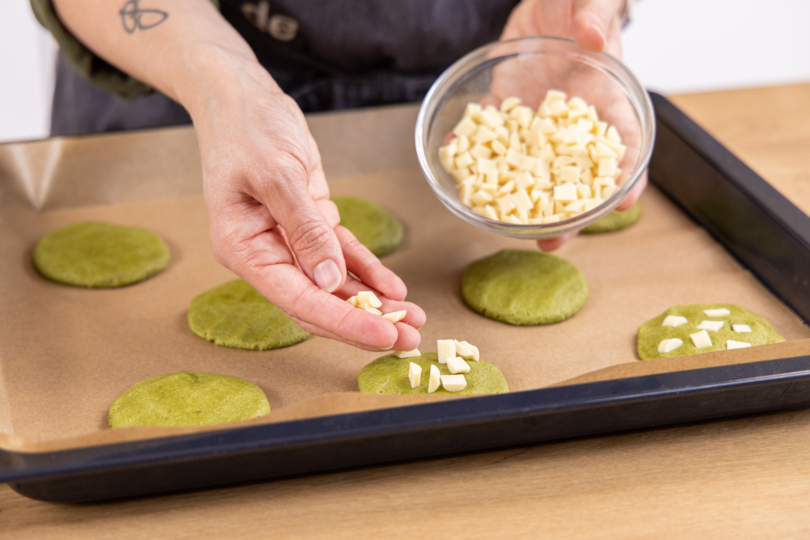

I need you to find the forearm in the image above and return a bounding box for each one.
[51,0,256,110]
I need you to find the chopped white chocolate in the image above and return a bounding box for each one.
[697,320,724,332]
[726,340,752,350]
[732,324,752,333]
[408,362,422,389]
[704,308,731,317]
[441,375,467,392]
[690,330,713,349]
[553,183,578,203]
[657,338,684,354]
[382,310,407,324]
[357,291,382,308]
[446,356,471,374]
[662,315,688,327]
[394,348,421,359]
[438,90,627,226]
[428,365,441,393]
[455,340,480,361]
[346,296,360,307]
[437,339,456,364]
[360,304,383,316]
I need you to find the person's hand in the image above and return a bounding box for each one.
[499,0,647,251]
[187,51,425,351]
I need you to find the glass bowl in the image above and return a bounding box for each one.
[415,36,655,239]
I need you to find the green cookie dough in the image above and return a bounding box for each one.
[358,352,509,395]
[188,279,309,350]
[581,202,642,234]
[461,249,588,326]
[637,304,785,360]
[333,196,403,257]
[33,221,170,288]
[108,371,271,428]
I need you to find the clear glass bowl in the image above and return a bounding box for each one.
[415,36,655,239]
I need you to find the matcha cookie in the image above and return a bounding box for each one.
[33,222,170,288]
[637,304,785,360]
[581,202,642,234]
[358,352,508,395]
[188,279,309,350]
[109,371,271,428]
[461,249,588,325]
[333,196,403,257]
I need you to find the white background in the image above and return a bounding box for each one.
[1,0,810,143]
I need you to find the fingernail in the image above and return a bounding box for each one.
[380,345,394,351]
[313,259,341,292]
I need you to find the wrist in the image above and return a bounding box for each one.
[170,41,272,120]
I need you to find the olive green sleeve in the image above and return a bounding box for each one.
[30,0,221,100]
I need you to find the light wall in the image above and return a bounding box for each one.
[1,0,809,143]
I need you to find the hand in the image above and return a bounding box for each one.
[188,51,425,351]
[500,0,647,251]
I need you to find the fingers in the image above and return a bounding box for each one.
[615,170,647,211]
[537,232,577,252]
[571,0,624,52]
[336,278,426,330]
[248,262,400,349]
[293,316,422,353]
[251,150,347,293]
[335,226,407,301]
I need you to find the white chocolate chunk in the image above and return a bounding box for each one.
[690,330,713,349]
[446,356,471,374]
[455,340,479,361]
[346,296,360,307]
[360,304,382,316]
[408,362,422,389]
[732,324,752,333]
[441,375,467,392]
[657,338,684,354]
[697,320,724,332]
[437,339,456,364]
[662,315,688,327]
[382,310,407,324]
[704,308,731,317]
[394,348,421,359]
[597,156,617,177]
[428,365,441,393]
[553,183,578,203]
[500,96,521,113]
[453,340,472,358]
[726,340,752,350]
[357,291,382,308]
[453,117,478,138]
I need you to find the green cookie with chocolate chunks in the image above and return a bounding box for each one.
[358,352,508,395]
[333,196,403,257]
[108,371,270,428]
[462,249,588,326]
[637,303,785,360]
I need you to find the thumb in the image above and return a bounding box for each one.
[571,0,622,52]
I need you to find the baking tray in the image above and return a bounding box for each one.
[4,92,810,502]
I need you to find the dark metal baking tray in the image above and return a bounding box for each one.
[4,92,810,503]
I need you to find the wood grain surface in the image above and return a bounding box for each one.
[3,84,810,539]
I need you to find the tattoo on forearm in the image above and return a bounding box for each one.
[120,0,169,33]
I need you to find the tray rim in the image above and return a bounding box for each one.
[6,92,810,501]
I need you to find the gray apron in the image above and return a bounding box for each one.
[51,0,519,136]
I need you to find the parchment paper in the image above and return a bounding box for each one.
[0,104,807,450]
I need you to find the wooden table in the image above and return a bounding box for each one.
[3,84,810,539]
